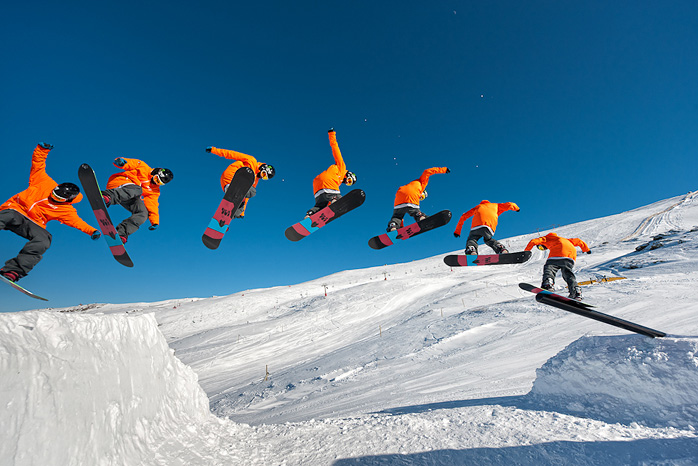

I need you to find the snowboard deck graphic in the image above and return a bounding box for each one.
[202,167,255,250]
[368,210,452,250]
[444,250,532,267]
[78,164,134,267]
[519,283,665,338]
[285,189,366,242]
[1,275,48,301]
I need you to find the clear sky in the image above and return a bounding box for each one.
[2,1,697,312]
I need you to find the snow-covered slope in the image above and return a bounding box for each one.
[1,192,698,465]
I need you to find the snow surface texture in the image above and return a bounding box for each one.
[1,192,698,465]
[531,335,698,428]
[0,313,218,466]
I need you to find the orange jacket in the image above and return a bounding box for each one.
[210,147,264,191]
[394,167,448,207]
[454,200,520,236]
[106,158,162,225]
[312,131,347,195]
[0,145,97,235]
[525,232,590,261]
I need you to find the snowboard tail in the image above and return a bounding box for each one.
[519,283,666,338]
[368,210,452,250]
[285,189,365,241]
[444,250,532,267]
[78,163,134,267]
[202,167,255,249]
[1,275,48,301]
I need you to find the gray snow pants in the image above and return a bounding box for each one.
[466,226,506,254]
[306,192,341,217]
[102,185,147,238]
[542,258,578,290]
[0,209,52,278]
[387,206,425,232]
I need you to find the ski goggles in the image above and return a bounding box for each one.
[343,171,357,186]
[152,174,165,185]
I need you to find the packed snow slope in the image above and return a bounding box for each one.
[2,191,698,465]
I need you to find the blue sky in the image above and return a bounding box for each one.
[2,1,697,311]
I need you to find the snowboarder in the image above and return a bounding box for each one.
[206,145,275,218]
[386,167,449,232]
[524,232,591,300]
[304,128,357,219]
[101,157,173,243]
[0,143,101,282]
[453,200,520,255]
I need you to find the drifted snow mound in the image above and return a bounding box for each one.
[531,335,698,428]
[0,312,218,466]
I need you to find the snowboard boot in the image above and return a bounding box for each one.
[386,220,399,233]
[102,194,111,207]
[1,269,20,282]
[541,279,554,291]
[569,286,583,301]
[465,246,478,255]
[495,244,509,254]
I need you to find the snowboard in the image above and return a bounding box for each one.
[1,275,48,301]
[78,164,134,267]
[444,250,532,267]
[368,210,452,250]
[519,283,666,338]
[202,167,255,250]
[285,189,366,241]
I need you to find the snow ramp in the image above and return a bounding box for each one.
[530,335,698,428]
[0,312,223,466]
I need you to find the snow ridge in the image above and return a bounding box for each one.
[531,335,698,428]
[0,313,216,466]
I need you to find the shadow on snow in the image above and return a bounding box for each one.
[333,437,698,465]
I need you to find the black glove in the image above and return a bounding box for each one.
[445,168,451,173]
[453,232,460,238]
[586,250,592,254]
[149,224,158,231]
[39,142,54,150]
[91,230,101,240]
[328,128,335,133]
[114,157,127,167]
[206,146,213,153]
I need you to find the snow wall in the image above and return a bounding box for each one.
[531,335,698,428]
[0,312,216,466]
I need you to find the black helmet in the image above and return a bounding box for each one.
[258,163,275,180]
[343,171,357,186]
[50,182,80,203]
[151,168,174,185]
